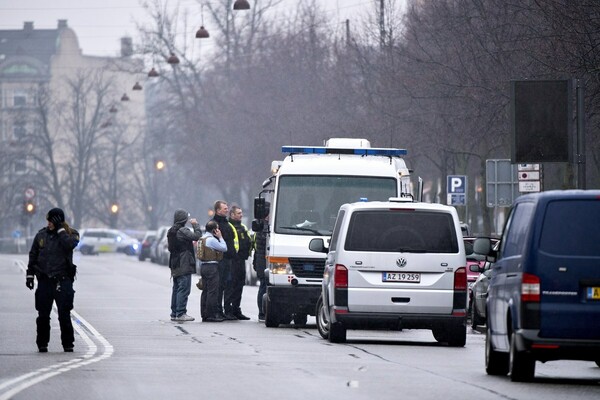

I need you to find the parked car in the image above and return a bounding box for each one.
[474,190,600,382]
[77,228,140,255]
[138,230,157,261]
[150,226,169,263]
[465,237,499,316]
[311,198,467,346]
[156,233,170,266]
[470,260,491,328]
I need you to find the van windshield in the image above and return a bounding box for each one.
[345,210,459,253]
[540,200,600,256]
[275,175,397,236]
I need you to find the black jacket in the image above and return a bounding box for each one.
[229,219,252,260]
[213,214,236,259]
[27,227,80,279]
[168,222,202,277]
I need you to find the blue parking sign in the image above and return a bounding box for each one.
[447,175,467,206]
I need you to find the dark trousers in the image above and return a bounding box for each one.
[224,258,246,315]
[257,277,267,316]
[200,263,220,319]
[35,276,75,349]
[217,258,231,315]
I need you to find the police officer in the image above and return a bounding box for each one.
[224,205,252,320]
[26,208,79,353]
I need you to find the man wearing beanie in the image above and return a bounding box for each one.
[167,209,202,322]
[26,208,80,353]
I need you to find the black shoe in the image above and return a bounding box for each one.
[235,313,250,320]
[223,313,238,320]
[258,314,265,321]
[64,347,74,352]
[203,316,224,322]
[38,347,48,353]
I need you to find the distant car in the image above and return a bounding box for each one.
[138,230,157,261]
[156,233,170,266]
[245,251,257,286]
[311,198,467,345]
[475,190,600,382]
[78,228,140,255]
[150,226,169,263]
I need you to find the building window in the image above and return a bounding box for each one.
[13,92,27,107]
[13,122,26,140]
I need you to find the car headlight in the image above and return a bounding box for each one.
[268,257,293,274]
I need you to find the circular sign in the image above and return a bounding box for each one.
[24,188,35,199]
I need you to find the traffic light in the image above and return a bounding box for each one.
[23,201,35,216]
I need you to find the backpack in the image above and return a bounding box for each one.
[167,226,178,253]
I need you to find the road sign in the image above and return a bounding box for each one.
[518,171,540,180]
[447,175,467,206]
[24,188,35,200]
[519,181,541,192]
[485,159,519,207]
[517,164,540,171]
[12,230,21,238]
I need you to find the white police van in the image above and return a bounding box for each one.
[252,138,412,327]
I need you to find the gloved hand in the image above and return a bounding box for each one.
[49,214,63,227]
[26,276,34,290]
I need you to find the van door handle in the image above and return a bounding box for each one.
[507,273,517,277]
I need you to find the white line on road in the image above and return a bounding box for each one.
[0,261,114,400]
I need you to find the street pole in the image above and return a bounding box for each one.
[576,79,586,189]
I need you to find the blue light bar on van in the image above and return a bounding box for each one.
[281,146,407,156]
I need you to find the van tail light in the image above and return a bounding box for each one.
[454,267,467,291]
[333,264,348,308]
[522,273,541,302]
[334,264,348,288]
[452,267,467,312]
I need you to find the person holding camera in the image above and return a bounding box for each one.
[199,220,227,322]
[26,208,79,353]
[167,209,202,322]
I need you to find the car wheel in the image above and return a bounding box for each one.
[316,296,330,339]
[329,322,346,343]
[447,323,467,347]
[485,325,509,376]
[432,328,448,343]
[509,332,535,382]
[293,313,308,326]
[471,301,484,328]
[264,296,279,328]
[80,245,91,255]
[596,360,600,368]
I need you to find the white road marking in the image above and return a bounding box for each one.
[0,261,114,400]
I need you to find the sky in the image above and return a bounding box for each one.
[0,0,384,57]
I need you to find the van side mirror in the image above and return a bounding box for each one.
[254,197,266,220]
[309,238,328,253]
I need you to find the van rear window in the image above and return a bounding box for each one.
[540,200,600,256]
[345,210,459,253]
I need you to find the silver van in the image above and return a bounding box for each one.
[310,198,467,345]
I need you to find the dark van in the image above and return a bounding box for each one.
[474,190,600,382]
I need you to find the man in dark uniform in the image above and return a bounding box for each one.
[225,205,252,320]
[26,208,79,353]
[211,200,237,320]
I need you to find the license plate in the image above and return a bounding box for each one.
[382,272,421,283]
[587,287,600,300]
